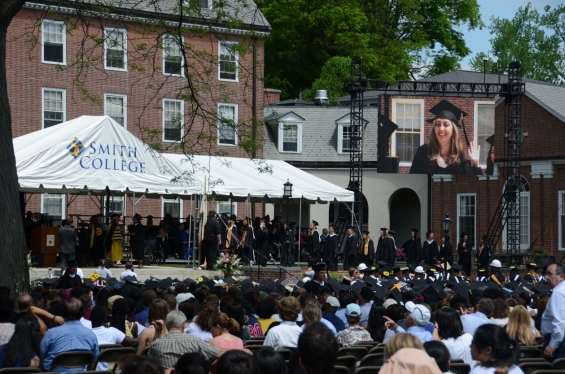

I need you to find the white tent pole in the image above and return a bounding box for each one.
[299,197,302,264]
[188,195,193,268]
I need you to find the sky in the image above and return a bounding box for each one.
[459,0,563,70]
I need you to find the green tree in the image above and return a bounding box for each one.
[302,56,351,105]
[470,3,562,83]
[541,4,565,81]
[257,0,482,99]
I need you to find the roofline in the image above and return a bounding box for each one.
[525,90,565,124]
[25,1,271,37]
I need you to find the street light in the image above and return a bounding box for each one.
[283,179,293,267]
[442,213,452,234]
[283,179,293,200]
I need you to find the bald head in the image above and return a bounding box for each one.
[64,298,84,321]
[17,294,32,312]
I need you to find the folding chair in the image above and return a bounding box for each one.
[335,356,357,374]
[520,347,543,359]
[530,370,565,374]
[0,369,42,373]
[449,363,471,374]
[519,358,548,365]
[277,348,293,361]
[552,358,565,370]
[519,361,553,374]
[51,351,94,371]
[451,359,464,364]
[334,366,350,374]
[99,344,123,351]
[338,346,369,362]
[355,341,379,347]
[249,345,273,355]
[354,367,382,374]
[245,339,266,346]
[90,347,135,372]
[360,354,385,368]
[368,346,385,355]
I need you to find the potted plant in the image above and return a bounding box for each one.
[531,246,550,265]
[215,252,242,278]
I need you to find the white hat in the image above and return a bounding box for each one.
[405,301,431,326]
[357,263,368,271]
[490,259,502,268]
[302,277,311,283]
[383,299,397,308]
[415,266,425,274]
[175,293,195,309]
[326,296,340,308]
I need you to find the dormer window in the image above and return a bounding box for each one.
[336,114,367,154]
[266,112,304,153]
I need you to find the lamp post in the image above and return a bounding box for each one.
[283,179,293,268]
[284,179,293,224]
[441,213,452,270]
[483,56,488,84]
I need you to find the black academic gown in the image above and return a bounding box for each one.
[343,235,358,270]
[241,226,254,265]
[457,241,472,276]
[326,234,340,271]
[130,223,145,261]
[90,222,106,264]
[224,225,239,254]
[384,237,396,267]
[423,240,439,266]
[475,245,491,270]
[359,238,375,267]
[376,237,385,261]
[281,228,295,266]
[255,227,269,266]
[409,144,485,175]
[308,231,320,261]
[304,280,333,297]
[402,237,423,267]
[439,243,453,268]
[58,273,83,289]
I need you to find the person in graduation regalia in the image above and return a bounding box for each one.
[376,228,387,262]
[308,220,321,261]
[281,222,295,267]
[422,231,439,266]
[304,263,333,296]
[224,216,239,254]
[489,259,505,285]
[439,235,453,270]
[384,230,397,267]
[506,266,521,283]
[129,213,146,269]
[402,228,423,267]
[343,226,358,270]
[89,214,106,265]
[475,235,492,272]
[255,219,270,267]
[359,231,375,267]
[326,225,340,271]
[523,262,538,283]
[457,233,472,277]
[239,217,254,265]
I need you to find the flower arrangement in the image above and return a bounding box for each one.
[215,252,242,276]
[395,247,406,261]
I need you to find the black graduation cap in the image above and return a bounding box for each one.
[377,113,399,140]
[506,281,520,291]
[260,280,277,294]
[334,282,351,294]
[312,220,319,226]
[241,279,256,293]
[486,135,494,146]
[313,263,327,273]
[380,228,388,232]
[372,285,389,301]
[411,228,419,233]
[445,279,458,288]
[349,281,367,294]
[485,281,501,289]
[273,284,287,297]
[204,279,217,290]
[408,264,416,272]
[388,230,395,236]
[223,276,237,285]
[296,280,305,288]
[392,266,401,272]
[364,277,379,288]
[427,100,468,126]
[377,261,388,268]
[42,278,59,287]
[362,231,370,235]
[145,280,159,290]
[451,263,463,272]
[389,289,403,303]
[67,260,78,267]
[421,264,431,271]
[83,278,94,288]
[418,285,439,303]
[526,262,537,268]
[454,282,472,299]
[533,283,550,295]
[380,280,395,289]
[478,269,486,274]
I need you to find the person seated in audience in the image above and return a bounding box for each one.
[40,298,99,374]
[185,302,215,341]
[380,347,441,374]
[136,298,170,355]
[119,354,164,374]
[171,352,210,374]
[255,347,288,374]
[470,324,523,374]
[207,312,244,350]
[256,300,277,334]
[384,333,424,359]
[0,316,41,368]
[94,259,113,279]
[297,322,338,374]
[366,304,395,343]
[58,260,83,290]
[215,350,258,374]
[505,305,536,346]
[263,297,302,350]
[120,262,139,284]
[384,302,433,344]
[425,341,455,374]
[433,307,474,368]
[336,303,373,347]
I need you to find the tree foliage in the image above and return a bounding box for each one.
[302,56,351,105]
[470,3,563,83]
[257,0,482,98]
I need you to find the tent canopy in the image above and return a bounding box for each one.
[14,116,198,195]
[163,154,354,203]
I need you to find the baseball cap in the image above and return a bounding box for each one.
[326,296,340,308]
[345,303,362,317]
[405,301,431,326]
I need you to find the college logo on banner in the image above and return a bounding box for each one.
[67,137,85,159]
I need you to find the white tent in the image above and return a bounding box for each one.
[14,116,199,196]
[163,154,354,203]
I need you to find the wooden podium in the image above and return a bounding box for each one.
[31,226,59,267]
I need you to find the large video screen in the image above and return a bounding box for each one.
[379,99,495,176]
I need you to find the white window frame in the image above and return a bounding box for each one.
[42,20,66,65]
[337,124,352,154]
[557,190,565,251]
[217,201,237,215]
[391,98,425,166]
[104,93,127,128]
[457,193,476,247]
[162,34,184,77]
[162,197,183,220]
[42,88,66,129]
[474,101,495,168]
[40,193,66,226]
[218,103,238,146]
[163,99,184,142]
[278,122,302,153]
[502,177,530,251]
[103,196,126,217]
[218,41,239,82]
[104,28,127,71]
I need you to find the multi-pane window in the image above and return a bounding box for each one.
[42,20,65,64]
[163,35,183,76]
[476,102,495,165]
[341,125,352,151]
[105,196,125,216]
[218,41,238,81]
[218,104,237,145]
[520,194,530,247]
[457,194,476,247]
[282,124,298,152]
[105,28,127,70]
[104,94,127,127]
[217,201,237,215]
[393,100,423,163]
[163,198,182,219]
[42,194,64,226]
[163,99,184,142]
[560,192,565,250]
[42,88,65,128]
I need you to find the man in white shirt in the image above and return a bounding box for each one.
[358,287,373,328]
[93,259,113,279]
[120,263,139,283]
[264,297,302,350]
[541,264,565,360]
[460,298,495,336]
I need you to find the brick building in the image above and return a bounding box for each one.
[8,0,270,224]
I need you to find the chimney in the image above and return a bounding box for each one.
[314,90,329,106]
[263,88,281,105]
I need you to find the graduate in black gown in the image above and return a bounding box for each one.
[375,228,387,262]
[439,235,453,270]
[129,214,146,268]
[281,223,295,266]
[402,228,423,267]
[422,231,439,266]
[89,214,106,265]
[307,220,321,261]
[342,227,358,270]
[255,219,269,267]
[359,231,375,267]
[475,235,492,272]
[304,263,333,296]
[224,216,239,254]
[457,233,472,277]
[239,217,254,265]
[326,225,340,271]
[384,229,397,267]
